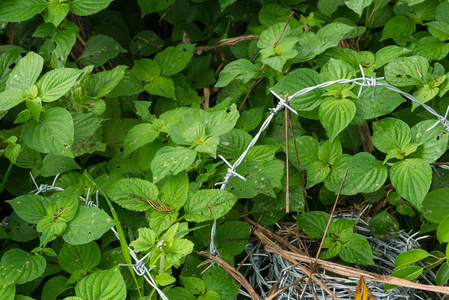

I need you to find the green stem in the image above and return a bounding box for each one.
[159,254,166,275]
[175,215,185,223]
[0,162,14,194]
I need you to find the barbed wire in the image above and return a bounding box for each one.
[27,173,169,300]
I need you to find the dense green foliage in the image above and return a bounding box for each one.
[1,0,449,299]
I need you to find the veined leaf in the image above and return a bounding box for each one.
[84,65,127,98]
[138,0,175,16]
[384,56,428,86]
[372,117,411,154]
[108,178,159,212]
[129,227,156,253]
[6,195,48,224]
[215,59,258,87]
[422,188,449,224]
[123,123,159,158]
[385,266,423,290]
[0,89,24,111]
[154,44,194,77]
[381,16,416,41]
[395,249,429,271]
[37,68,83,102]
[318,98,356,142]
[151,146,197,183]
[0,0,47,22]
[78,35,126,67]
[75,268,126,300]
[67,0,113,16]
[0,248,46,286]
[184,190,238,222]
[6,52,43,91]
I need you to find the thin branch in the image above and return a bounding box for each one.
[285,94,290,213]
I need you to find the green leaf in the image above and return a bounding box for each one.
[84,66,127,98]
[236,107,264,132]
[215,59,258,87]
[6,52,43,91]
[395,249,429,271]
[144,76,176,100]
[36,68,82,102]
[426,21,449,41]
[199,290,221,300]
[41,154,81,177]
[219,0,236,11]
[22,107,74,157]
[0,89,24,111]
[436,262,449,286]
[390,159,432,209]
[203,267,240,300]
[217,128,251,159]
[410,120,448,163]
[63,206,117,245]
[318,139,342,165]
[48,186,79,222]
[184,189,238,222]
[413,36,449,61]
[385,266,423,290]
[205,104,239,136]
[75,268,126,300]
[51,30,77,68]
[271,68,323,112]
[123,123,159,158]
[215,221,250,255]
[44,1,70,27]
[297,211,330,239]
[164,288,196,300]
[340,233,374,265]
[306,161,330,187]
[137,0,175,16]
[0,0,47,22]
[107,69,144,98]
[384,56,428,86]
[318,0,342,16]
[41,276,72,300]
[5,143,21,164]
[78,35,126,67]
[161,172,189,209]
[372,117,411,154]
[67,0,113,16]
[59,241,101,273]
[129,227,156,253]
[147,210,178,236]
[381,16,416,41]
[107,178,159,212]
[154,44,194,77]
[156,273,176,286]
[375,45,412,69]
[318,98,356,142]
[0,248,46,286]
[6,195,48,224]
[151,146,197,183]
[354,86,406,120]
[369,210,399,239]
[180,276,206,295]
[133,59,161,82]
[422,188,449,223]
[345,0,373,16]
[36,215,67,245]
[437,215,449,243]
[286,135,320,170]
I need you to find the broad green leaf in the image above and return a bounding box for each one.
[184,190,238,222]
[258,4,300,28]
[384,56,428,86]
[271,68,323,112]
[84,66,127,98]
[345,0,373,16]
[0,89,24,111]
[318,98,356,142]
[354,86,405,120]
[48,186,79,222]
[236,107,264,132]
[437,262,449,286]
[215,59,258,87]
[144,76,176,100]
[318,139,342,165]
[318,0,342,16]
[215,221,250,255]
[0,48,21,85]
[217,128,251,159]
[414,36,449,61]
[107,178,159,212]
[51,30,77,68]
[161,172,189,209]
[203,267,240,300]
[5,143,21,164]
[133,59,161,82]
[0,0,47,22]
[72,112,102,142]
[180,276,206,295]
[75,268,126,300]
[8,213,40,243]
[385,266,423,290]
[258,22,291,49]
[390,159,432,209]
[306,161,330,187]
[41,276,72,300]
[151,146,197,183]
[297,211,330,239]
[340,233,374,265]
[437,215,449,243]
[320,58,356,90]
[36,68,82,102]
[37,215,68,245]
[6,195,48,224]
[107,69,144,98]
[369,210,399,239]
[6,52,43,91]
[67,0,113,16]
[22,107,74,157]
[286,135,320,170]
[422,188,449,223]
[154,44,194,77]
[63,206,117,245]
[372,117,411,154]
[426,21,449,41]
[375,45,412,69]
[59,241,101,273]
[164,288,196,300]
[246,145,279,162]
[123,123,159,158]
[148,210,178,236]
[381,16,416,41]
[78,35,126,67]
[137,0,175,16]
[129,227,156,253]
[199,290,221,300]
[205,104,239,136]
[219,0,237,11]
[156,273,176,286]
[0,248,46,286]
[395,249,429,271]
[410,121,448,163]
[41,154,81,177]
[44,1,70,27]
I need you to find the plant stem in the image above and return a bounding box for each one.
[0,162,14,194]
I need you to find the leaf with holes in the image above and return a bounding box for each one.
[62,206,117,245]
[22,107,74,157]
[184,190,238,222]
[59,241,101,273]
[129,227,156,253]
[151,146,197,184]
[6,51,43,91]
[75,268,126,300]
[0,248,46,287]
[390,159,432,209]
[6,194,49,224]
[155,44,194,77]
[107,178,159,211]
[215,59,258,87]
[384,56,428,86]
[123,123,160,158]
[37,215,68,246]
[78,35,127,67]
[410,121,448,163]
